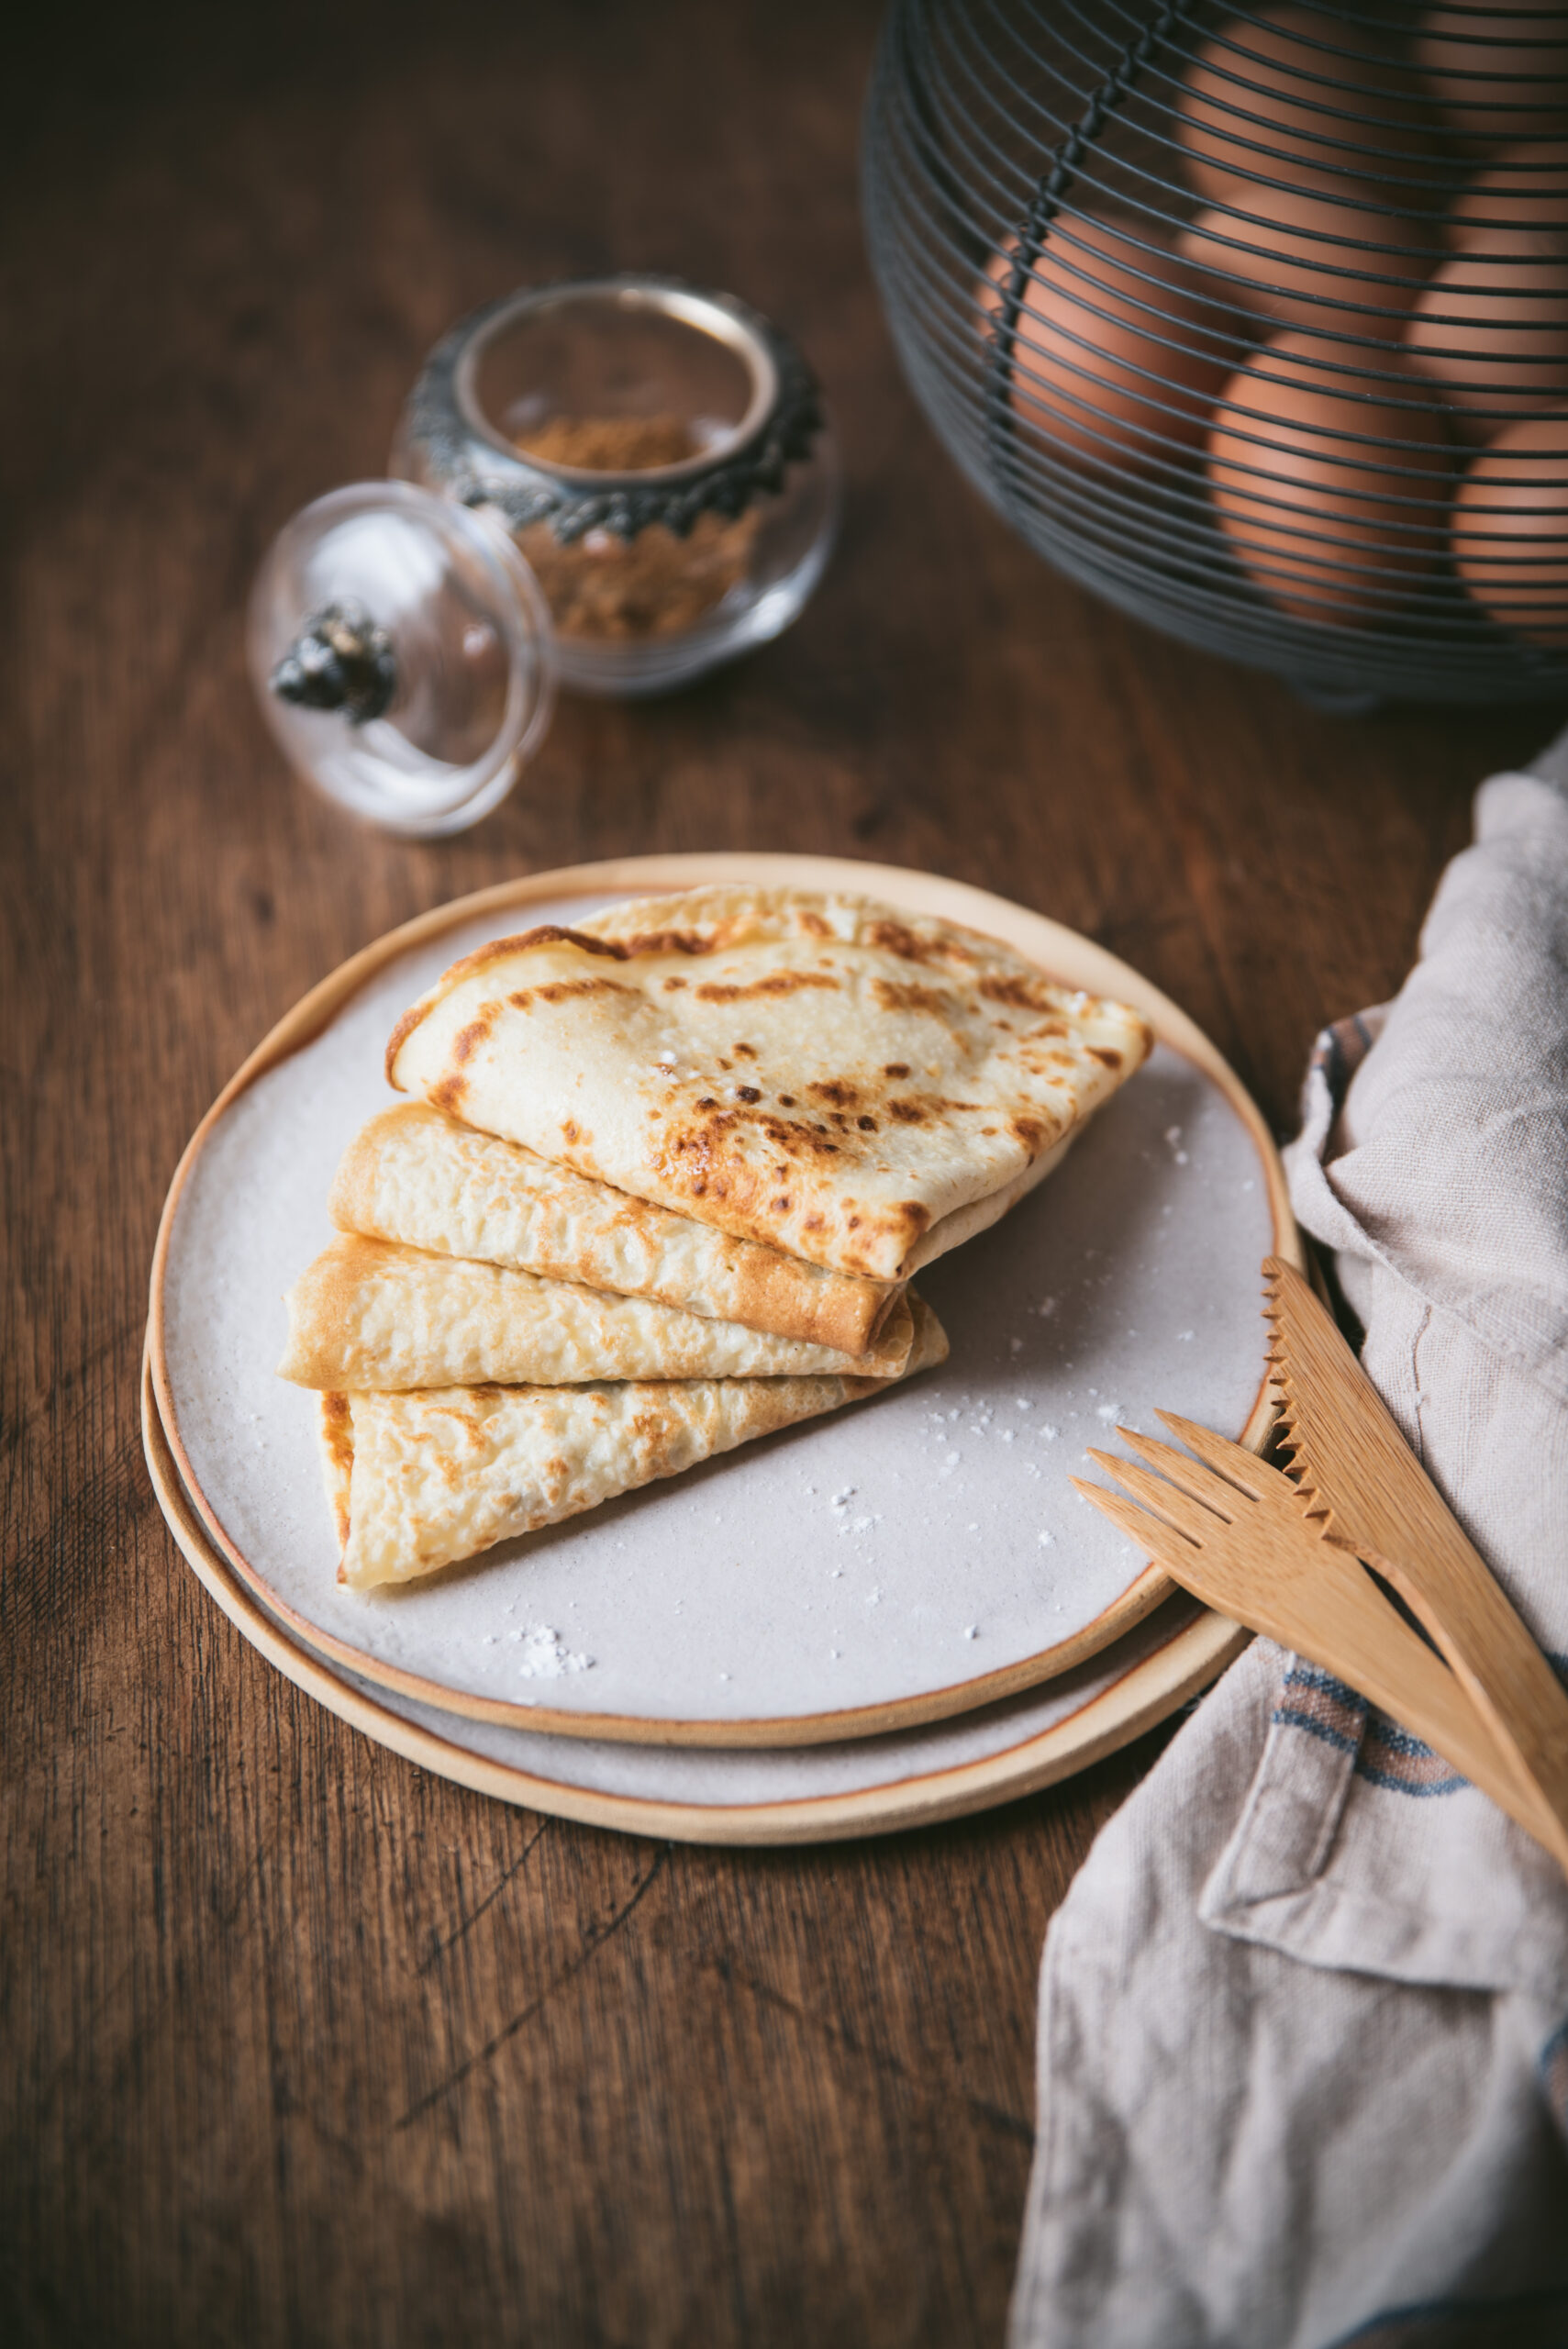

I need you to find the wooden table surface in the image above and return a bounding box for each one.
[4,3,1561,2342]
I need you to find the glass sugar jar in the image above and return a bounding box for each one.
[392,275,840,698]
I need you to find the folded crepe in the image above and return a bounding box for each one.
[320,1292,949,1588]
[329,1103,901,1355]
[385,886,1151,1283]
[279,1232,914,1391]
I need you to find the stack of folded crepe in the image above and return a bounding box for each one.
[276,887,1153,1591]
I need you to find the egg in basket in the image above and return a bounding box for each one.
[864,1,1568,705]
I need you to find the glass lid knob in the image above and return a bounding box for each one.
[248,481,556,836]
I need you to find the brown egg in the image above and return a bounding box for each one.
[1175,5,1442,205]
[1417,10,1568,144]
[1404,249,1568,431]
[1446,141,1568,252]
[1451,413,1568,640]
[1207,330,1453,622]
[976,217,1239,470]
[1180,185,1439,342]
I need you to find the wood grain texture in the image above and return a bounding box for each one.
[2,1,1563,2343]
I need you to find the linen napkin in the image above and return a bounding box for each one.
[1007,733,1568,2349]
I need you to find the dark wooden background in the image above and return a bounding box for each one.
[3,3,1559,2343]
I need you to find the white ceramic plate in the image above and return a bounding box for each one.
[150,853,1296,1746]
[144,1354,1248,1845]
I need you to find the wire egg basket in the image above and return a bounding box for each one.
[863,0,1568,706]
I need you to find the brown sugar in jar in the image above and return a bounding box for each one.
[514,415,762,640]
[395,278,837,694]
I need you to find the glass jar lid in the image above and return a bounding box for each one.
[248,481,556,836]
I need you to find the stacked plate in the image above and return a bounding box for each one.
[144,853,1290,1845]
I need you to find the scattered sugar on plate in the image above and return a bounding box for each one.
[514,1626,593,1680]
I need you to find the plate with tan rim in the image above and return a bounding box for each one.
[148,852,1298,1749]
[143,1353,1250,1843]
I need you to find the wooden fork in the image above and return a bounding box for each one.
[1075,1413,1568,1871]
[1262,1253,1568,1881]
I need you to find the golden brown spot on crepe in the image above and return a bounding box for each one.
[1029,1021,1069,1040]
[979,974,1052,1011]
[452,1015,494,1064]
[799,910,831,937]
[893,1202,931,1243]
[1011,1114,1049,1151]
[1088,1046,1123,1069]
[733,1042,757,1059]
[535,977,629,1005]
[777,1093,795,1107]
[430,1074,468,1116]
[384,1001,433,1086]
[751,1114,844,1161]
[888,1099,927,1125]
[562,1119,593,1146]
[884,1063,910,1079]
[873,978,955,1018]
[857,1116,877,1132]
[618,929,717,956]
[808,1078,859,1108]
[735,1085,762,1104]
[772,1196,791,1212]
[439,925,632,982]
[663,975,688,991]
[865,918,929,961]
[864,918,983,970]
[507,990,533,1010]
[696,1097,717,1110]
[695,971,840,1004]
[321,1394,353,1551]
